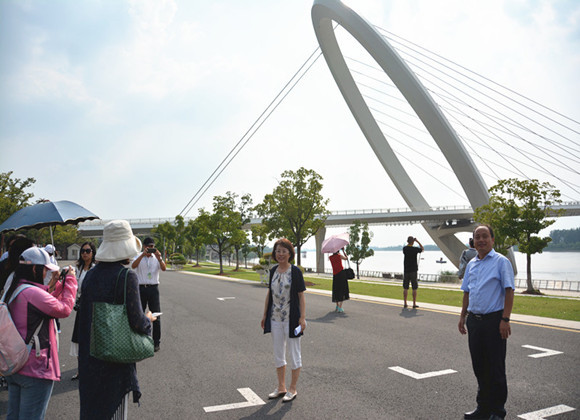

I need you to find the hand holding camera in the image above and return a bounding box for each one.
[59,265,75,279]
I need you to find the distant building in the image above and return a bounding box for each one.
[67,243,81,261]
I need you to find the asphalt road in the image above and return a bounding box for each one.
[1,270,578,419]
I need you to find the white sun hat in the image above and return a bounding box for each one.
[95,220,142,262]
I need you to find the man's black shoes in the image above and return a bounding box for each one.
[464,408,490,419]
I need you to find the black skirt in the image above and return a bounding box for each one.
[332,270,350,302]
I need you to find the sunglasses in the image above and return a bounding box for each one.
[81,248,93,254]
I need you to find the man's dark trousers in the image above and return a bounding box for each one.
[467,310,507,418]
[139,284,161,346]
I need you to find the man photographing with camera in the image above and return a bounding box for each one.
[132,237,166,352]
[402,236,424,309]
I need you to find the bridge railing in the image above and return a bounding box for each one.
[329,204,473,215]
[78,201,579,228]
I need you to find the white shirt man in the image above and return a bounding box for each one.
[131,237,166,351]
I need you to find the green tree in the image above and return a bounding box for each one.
[254,167,329,266]
[474,178,562,294]
[240,240,253,268]
[23,224,81,257]
[251,224,270,258]
[197,193,244,275]
[152,221,176,258]
[185,217,208,266]
[231,193,252,271]
[0,172,36,225]
[0,172,36,251]
[345,220,375,279]
[173,215,186,255]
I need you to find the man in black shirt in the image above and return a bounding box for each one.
[402,236,424,308]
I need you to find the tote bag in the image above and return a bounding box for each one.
[90,269,154,363]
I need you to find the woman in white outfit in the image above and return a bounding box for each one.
[69,241,96,380]
[261,238,306,403]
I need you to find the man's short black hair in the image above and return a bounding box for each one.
[143,237,155,246]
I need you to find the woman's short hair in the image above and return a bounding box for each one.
[273,238,295,263]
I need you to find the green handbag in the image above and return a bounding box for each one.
[90,268,154,363]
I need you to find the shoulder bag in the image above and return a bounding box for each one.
[90,268,154,363]
[344,259,355,280]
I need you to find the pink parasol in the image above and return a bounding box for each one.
[321,233,350,253]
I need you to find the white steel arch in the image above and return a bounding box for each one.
[311,0,493,268]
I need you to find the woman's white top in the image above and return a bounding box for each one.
[270,266,292,322]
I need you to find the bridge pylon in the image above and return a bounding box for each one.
[310,0,511,272]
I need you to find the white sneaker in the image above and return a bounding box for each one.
[282,391,297,402]
[268,388,286,399]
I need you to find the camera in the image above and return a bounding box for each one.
[147,248,157,254]
[59,268,68,279]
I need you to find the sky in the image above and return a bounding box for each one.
[1,0,579,247]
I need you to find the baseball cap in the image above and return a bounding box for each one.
[20,247,60,272]
[45,244,55,254]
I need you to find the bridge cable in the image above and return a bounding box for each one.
[178,46,323,217]
[374,26,580,134]
[343,40,580,198]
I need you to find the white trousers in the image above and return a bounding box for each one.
[271,320,302,370]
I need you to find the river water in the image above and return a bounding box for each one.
[298,250,580,282]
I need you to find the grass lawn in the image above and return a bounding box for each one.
[179,263,580,322]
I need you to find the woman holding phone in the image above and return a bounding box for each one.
[261,238,306,403]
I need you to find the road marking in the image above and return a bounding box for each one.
[518,404,575,419]
[217,297,236,301]
[388,366,456,379]
[203,387,265,413]
[522,345,563,358]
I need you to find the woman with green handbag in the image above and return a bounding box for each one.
[78,220,156,420]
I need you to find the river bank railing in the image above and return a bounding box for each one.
[304,267,580,292]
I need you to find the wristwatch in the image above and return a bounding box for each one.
[501,317,510,322]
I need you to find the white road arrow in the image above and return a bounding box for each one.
[522,345,563,358]
[518,404,575,419]
[388,366,456,379]
[217,297,236,302]
[203,388,265,413]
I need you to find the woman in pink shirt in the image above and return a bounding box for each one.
[4,246,77,420]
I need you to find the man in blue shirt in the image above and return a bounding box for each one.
[458,225,514,420]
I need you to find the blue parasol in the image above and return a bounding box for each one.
[0,200,99,240]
